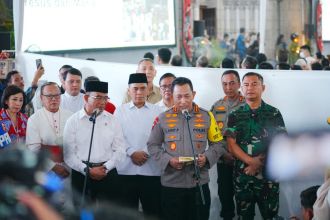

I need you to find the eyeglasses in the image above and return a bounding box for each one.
[42,94,61,99]
[89,95,109,101]
[160,85,172,91]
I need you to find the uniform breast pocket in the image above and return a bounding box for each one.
[164,133,180,155]
[192,132,207,154]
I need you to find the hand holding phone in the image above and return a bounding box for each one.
[36,59,42,69]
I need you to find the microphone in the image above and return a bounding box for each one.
[182,109,191,120]
[89,108,100,122]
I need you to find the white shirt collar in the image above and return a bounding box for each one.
[64,91,82,99]
[128,101,151,109]
[78,108,107,119]
[43,107,60,115]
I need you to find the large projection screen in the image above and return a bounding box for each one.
[22,0,175,52]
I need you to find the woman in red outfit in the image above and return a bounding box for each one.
[0,85,28,145]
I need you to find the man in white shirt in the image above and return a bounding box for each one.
[60,68,84,113]
[63,81,125,205]
[156,73,176,111]
[26,82,72,178]
[115,73,163,219]
[58,64,72,94]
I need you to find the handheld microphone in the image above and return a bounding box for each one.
[89,108,100,122]
[182,109,191,120]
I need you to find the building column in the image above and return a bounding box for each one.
[193,0,200,20]
[236,5,240,31]
[225,6,230,32]
[254,4,259,32]
[245,4,249,31]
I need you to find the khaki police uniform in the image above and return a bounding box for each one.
[210,93,244,219]
[148,103,225,220]
[123,84,161,104]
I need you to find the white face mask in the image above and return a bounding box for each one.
[300,51,306,58]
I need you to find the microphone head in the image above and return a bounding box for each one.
[89,108,101,121]
[93,108,100,114]
[182,109,188,114]
[182,109,191,120]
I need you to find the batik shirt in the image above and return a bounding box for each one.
[0,108,28,145]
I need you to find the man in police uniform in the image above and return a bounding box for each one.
[225,72,286,219]
[148,77,225,220]
[210,70,244,220]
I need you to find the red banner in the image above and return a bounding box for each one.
[183,0,193,63]
[316,1,323,52]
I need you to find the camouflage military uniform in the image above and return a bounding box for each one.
[210,93,244,219]
[225,101,286,219]
[148,103,225,220]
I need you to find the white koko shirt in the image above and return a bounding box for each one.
[63,109,126,175]
[115,101,163,176]
[60,92,84,113]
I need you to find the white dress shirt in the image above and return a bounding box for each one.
[63,109,126,175]
[155,99,172,112]
[60,92,84,113]
[115,101,163,176]
[26,107,73,151]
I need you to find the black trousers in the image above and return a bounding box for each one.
[217,163,235,219]
[161,184,211,220]
[119,175,161,220]
[71,168,121,207]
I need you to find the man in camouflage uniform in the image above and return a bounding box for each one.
[225,72,286,220]
[148,77,225,220]
[210,70,244,220]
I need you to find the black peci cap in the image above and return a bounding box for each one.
[128,73,148,84]
[85,81,108,93]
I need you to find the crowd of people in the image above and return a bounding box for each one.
[142,31,330,72]
[0,44,329,220]
[200,28,330,71]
